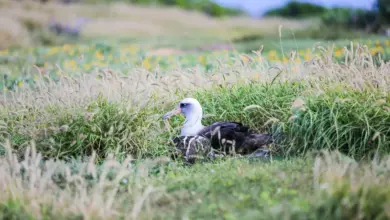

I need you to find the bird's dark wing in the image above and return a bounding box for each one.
[197,121,274,155]
[198,121,249,136]
[236,133,273,154]
[197,121,250,154]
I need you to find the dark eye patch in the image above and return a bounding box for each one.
[180,103,188,108]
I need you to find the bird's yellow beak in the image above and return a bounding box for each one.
[162,106,181,120]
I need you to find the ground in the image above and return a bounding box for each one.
[0,1,390,219]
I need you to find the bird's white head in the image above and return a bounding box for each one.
[162,97,205,136]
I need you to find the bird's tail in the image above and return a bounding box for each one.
[237,130,284,155]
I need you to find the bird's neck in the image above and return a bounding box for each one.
[181,114,204,136]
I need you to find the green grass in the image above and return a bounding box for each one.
[1,36,390,92]
[1,32,390,219]
[3,80,390,162]
[1,145,390,219]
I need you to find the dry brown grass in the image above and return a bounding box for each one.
[0,141,171,219]
[1,143,390,219]
[312,150,390,218]
[2,43,389,110]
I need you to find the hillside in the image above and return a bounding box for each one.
[0,0,312,50]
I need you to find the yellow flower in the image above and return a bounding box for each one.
[304,53,311,61]
[84,63,92,70]
[0,49,9,55]
[17,81,23,88]
[95,51,104,60]
[199,56,206,66]
[70,60,77,69]
[335,49,343,57]
[370,46,384,55]
[128,45,138,54]
[268,50,278,61]
[48,47,60,56]
[142,58,151,70]
[241,55,249,63]
[63,44,72,51]
[370,48,378,56]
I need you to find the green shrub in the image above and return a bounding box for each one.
[264,1,327,18]
[81,0,244,17]
[321,8,381,33]
[321,7,353,28]
[375,0,390,24]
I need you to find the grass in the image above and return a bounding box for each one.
[1,6,390,217]
[1,41,390,161]
[1,36,389,92]
[1,143,390,219]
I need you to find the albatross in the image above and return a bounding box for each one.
[162,98,274,163]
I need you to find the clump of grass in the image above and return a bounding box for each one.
[0,141,176,219]
[283,85,390,159]
[34,95,170,161]
[311,150,390,219]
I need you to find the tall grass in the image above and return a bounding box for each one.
[312,150,390,219]
[1,42,389,161]
[0,40,390,218]
[1,141,390,219]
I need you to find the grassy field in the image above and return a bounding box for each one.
[1,1,390,220]
[1,37,390,91]
[1,38,390,219]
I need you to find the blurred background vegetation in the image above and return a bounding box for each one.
[0,0,388,51]
[264,0,390,38]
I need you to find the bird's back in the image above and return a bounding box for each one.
[197,121,273,154]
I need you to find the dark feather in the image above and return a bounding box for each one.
[198,121,274,155]
[168,121,276,164]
